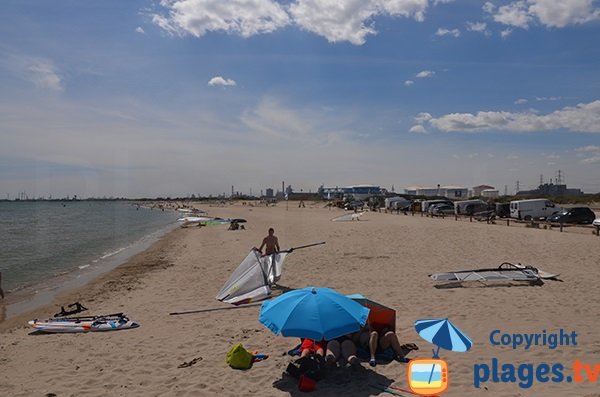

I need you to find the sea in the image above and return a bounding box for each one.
[0,201,178,319]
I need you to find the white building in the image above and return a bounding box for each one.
[481,189,499,199]
[441,186,469,199]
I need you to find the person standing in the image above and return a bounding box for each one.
[258,228,280,256]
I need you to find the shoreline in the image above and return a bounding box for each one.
[0,223,184,332]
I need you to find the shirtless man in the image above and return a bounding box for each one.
[258,228,280,256]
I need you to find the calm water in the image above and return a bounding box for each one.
[0,201,177,292]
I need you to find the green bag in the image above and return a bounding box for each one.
[226,343,253,369]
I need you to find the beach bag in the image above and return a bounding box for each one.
[226,343,253,369]
[285,355,325,381]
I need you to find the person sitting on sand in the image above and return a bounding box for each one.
[299,338,327,359]
[228,221,239,231]
[326,337,360,367]
[257,228,280,256]
[353,325,418,367]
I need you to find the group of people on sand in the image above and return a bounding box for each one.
[255,227,418,372]
[300,326,418,369]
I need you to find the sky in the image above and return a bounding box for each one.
[1,0,600,198]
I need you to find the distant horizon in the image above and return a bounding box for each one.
[2,1,599,198]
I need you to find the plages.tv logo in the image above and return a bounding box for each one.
[409,318,473,396]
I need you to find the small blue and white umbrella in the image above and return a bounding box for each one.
[415,318,473,384]
[415,318,472,356]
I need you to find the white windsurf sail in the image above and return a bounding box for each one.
[216,250,288,305]
[332,212,364,222]
[430,262,550,284]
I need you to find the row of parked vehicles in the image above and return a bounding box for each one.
[381,197,599,225]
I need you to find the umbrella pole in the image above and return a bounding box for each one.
[427,346,441,384]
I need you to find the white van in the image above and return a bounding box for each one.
[509,199,560,220]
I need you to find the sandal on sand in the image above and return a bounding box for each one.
[369,358,377,367]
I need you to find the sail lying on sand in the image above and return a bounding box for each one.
[430,262,558,285]
[216,249,289,305]
[332,212,364,222]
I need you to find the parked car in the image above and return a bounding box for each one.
[430,203,455,215]
[344,200,364,211]
[548,207,596,224]
[593,218,600,227]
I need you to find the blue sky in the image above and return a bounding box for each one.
[1,0,600,198]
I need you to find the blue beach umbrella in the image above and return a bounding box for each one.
[259,287,370,341]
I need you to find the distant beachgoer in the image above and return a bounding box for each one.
[0,271,4,299]
[258,228,280,256]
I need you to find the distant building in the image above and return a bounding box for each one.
[472,185,495,197]
[442,186,468,199]
[518,183,582,197]
[319,184,382,200]
[404,186,441,196]
[404,186,468,198]
[265,188,274,198]
[481,189,499,199]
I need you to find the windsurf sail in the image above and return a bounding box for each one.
[430,263,549,284]
[216,249,289,305]
[332,212,364,222]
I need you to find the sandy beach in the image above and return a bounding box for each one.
[1,203,600,397]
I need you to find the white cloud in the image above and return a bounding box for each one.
[491,1,532,29]
[575,145,600,152]
[485,0,600,29]
[27,60,63,91]
[468,153,479,158]
[136,26,145,34]
[581,156,600,164]
[152,0,432,45]
[546,154,560,159]
[433,0,454,5]
[514,98,528,104]
[435,27,460,37]
[152,0,290,38]
[500,28,513,38]
[404,80,414,86]
[416,70,435,78]
[536,96,561,101]
[414,112,432,124]
[529,0,600,28]
[506,154,519,159]
[208,76,237,86]
[425,100,600,133]
[482,2,496,13]
[409,124,427,134]
[466,21,489,35]
[289,0,430,45]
